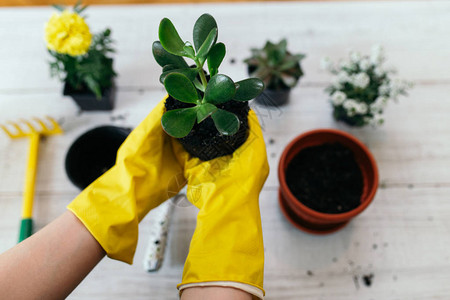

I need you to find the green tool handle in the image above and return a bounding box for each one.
[19,218,33,243]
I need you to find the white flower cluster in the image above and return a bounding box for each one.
[322,45,412,126]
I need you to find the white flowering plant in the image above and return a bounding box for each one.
[321,46,412,127]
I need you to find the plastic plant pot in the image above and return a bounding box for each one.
[254,88,290,107]
[65,126,131,190]
[278,128,379,234]
[63,82,116,111]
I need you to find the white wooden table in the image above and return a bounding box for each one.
[1,1,450,299]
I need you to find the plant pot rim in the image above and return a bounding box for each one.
[278,128,379,221]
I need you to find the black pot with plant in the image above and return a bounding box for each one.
[46,4,117,111]
[244,39,305,106]
[153,14,264,161]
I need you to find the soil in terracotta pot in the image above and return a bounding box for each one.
[285,143,363,214]
[165,95,249,161]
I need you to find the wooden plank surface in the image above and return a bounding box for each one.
[0,0,373,8]
[1,1,450,299]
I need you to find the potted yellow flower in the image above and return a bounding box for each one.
[45,3,117,111]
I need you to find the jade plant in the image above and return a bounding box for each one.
[153,14,264,138]
[244,39,305,90]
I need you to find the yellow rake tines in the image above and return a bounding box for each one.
[0,117,63,138]
[0,116,63,242]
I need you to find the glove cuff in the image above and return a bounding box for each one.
[178,281,264,300]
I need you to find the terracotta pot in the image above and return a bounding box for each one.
[278,129,379,234]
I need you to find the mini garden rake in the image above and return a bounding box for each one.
[0,117,63,242]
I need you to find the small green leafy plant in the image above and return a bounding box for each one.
[244,39,305,90]
[153,14,264,138]
[46,3,116,99]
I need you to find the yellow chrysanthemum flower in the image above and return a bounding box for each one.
[45,10,92,56]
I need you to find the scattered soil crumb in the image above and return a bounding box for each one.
[139,88,145,95]
[380,181,387,189]
[408,183,414,189]
[269,138,275,144]
[270,153,276,158]
[332,257,338,263]
[319,282,324,287]
[362,274,374,287]
[353,275,360,290]
[354,241,360,247]
[372,244,378,250]
[307,270,314,276]
[110,114,127,122]
[230,58,236,64]
[383,242,389,247]
[348,260,354,266]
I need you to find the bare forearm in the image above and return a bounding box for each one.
[0,210,105,299]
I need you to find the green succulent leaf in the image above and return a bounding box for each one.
[267,39,287,65]
[159,68,198,84]
[197,103,218,123]
[152,41,188,69]
[196,28,218,65]
[193,78,206,92]
[164,73,199,103]
[159,18,186,56]
[204,74,235,104]
[161,107,197,138]
[162,64,177,72]
[183,42,196,59]
[193,13,218,51]
[279,54,305,71]
[211,109,240,136]
[207,42,225,77]
[234,78,265,101]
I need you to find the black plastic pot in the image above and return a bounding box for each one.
[63,83,116,111]
[254,88,291,106]
[65,126,131,190]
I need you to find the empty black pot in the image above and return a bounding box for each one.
[65,126,131,190]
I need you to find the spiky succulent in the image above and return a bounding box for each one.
[153,14,264,138]
[244,39,305,90]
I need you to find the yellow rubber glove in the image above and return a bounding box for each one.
[67,97,184,264]
[172,110,269,299]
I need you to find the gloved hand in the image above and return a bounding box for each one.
[67,97,184,264]
[172,110,269,300]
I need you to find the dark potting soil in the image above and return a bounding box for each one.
[165,95,249,161]
[285,143,363,214]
